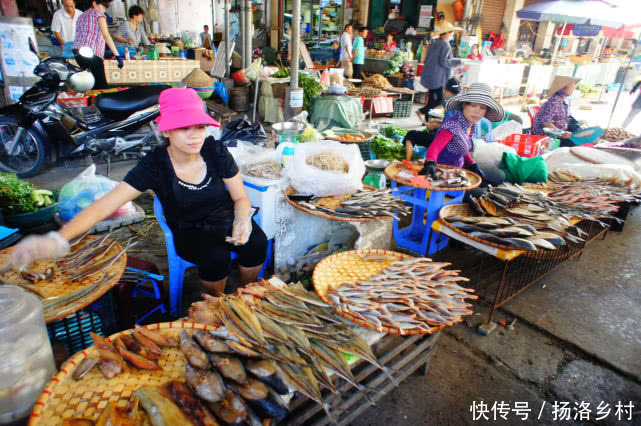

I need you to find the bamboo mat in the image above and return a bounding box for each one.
[29,322,214,425]
[0,236,126,323]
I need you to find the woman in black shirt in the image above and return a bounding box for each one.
[13,88,268,296]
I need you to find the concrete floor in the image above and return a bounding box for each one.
[21,91,641,425]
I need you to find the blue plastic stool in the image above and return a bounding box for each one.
[391,181,465,255]
[153,197,270,316]
[127,266,167,323]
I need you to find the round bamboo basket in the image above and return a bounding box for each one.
[0,236,126,323]
[284,186,390,223]
[326,131,376,144]
[384,161,481,191]
[438,204,539,252]
[312,249,447,336]
[29,322,214,425]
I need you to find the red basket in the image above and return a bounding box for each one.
[498,134,549,158]
[57,92,89,108]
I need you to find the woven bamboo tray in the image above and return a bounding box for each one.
[326,131,376,144]
[29,322,214,425]
[438,204,538,252]
[284,186,388,223]
[384,161,481,191]
[0,236,126,323]
[313,249,446,336]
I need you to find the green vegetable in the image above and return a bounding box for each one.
[384,50,409,76]
[383,125,408,138]
[370,136,405,161]
[272,67,291,78]
[299,126,319,142]
[270,67,323,108]
[0,173,37,215]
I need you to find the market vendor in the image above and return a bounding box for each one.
[384,33,397,52]
[12,88,268,297]
[532,75,581,146]
[112,6,150,52]
[72,0,124,89]
[404,77,461,160]
[467,44,483,61]
[51,0,81,47]
[418,82,505,178]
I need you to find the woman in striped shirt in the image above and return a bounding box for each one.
[72,0,123,89]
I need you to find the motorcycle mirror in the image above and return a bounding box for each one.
[78,46,95,59]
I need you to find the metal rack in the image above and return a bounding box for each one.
[284,332,440,425]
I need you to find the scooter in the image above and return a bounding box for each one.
[0,40,170,177]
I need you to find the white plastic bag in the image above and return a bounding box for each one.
[284,140,365,197]
[244,59,262,81]
[58,164,134,222]
[230,141,282,186]
[492,120,523,142]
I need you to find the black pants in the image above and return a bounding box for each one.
[73,50,108,90]
[418,87,444,117]
[173,219,268,282]
[403,130,436,148]
[353,63,364,80]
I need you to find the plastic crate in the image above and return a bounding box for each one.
[498,134,549,158]
[57,92,89,108]
[46,290,119,355]
[392,99,412,118]
[414,91,427,104]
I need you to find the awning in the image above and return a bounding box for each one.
[516,0,623,27]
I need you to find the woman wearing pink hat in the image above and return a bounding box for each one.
[12,88,268,297]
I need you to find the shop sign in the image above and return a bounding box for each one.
[419,5,433,28]
[573,24,601,37]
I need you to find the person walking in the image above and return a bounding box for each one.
[352,26,367,80]
[623,80,641,129]
[417,21,462,124]
[340,24,354,78]
[72,0,124,90]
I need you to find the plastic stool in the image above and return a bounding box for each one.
[391,181,465,255]
[154,197,270,316]
[127,266,167,324]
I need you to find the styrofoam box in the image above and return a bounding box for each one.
[242,175,286,240]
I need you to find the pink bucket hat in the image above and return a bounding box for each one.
[155,88,220,131]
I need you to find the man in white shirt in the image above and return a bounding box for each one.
[340,24,353,78]
[200,25,212,48]
[51,0,81,46]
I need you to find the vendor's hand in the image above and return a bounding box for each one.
[127,38,136,45]
[561,131,572,139]
[11,231,70,267]
[226,208,256,246]
[466,162,485,179]
[115,55,124,69]
[419,161,437,179]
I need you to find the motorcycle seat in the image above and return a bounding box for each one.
[94,85,171,121]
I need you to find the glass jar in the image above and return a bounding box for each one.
[0,286,56,424]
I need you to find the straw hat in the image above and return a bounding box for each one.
[548,75,581,96]
[434,21,463,36]
[445,82,506,122]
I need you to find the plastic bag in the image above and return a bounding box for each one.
[214,82,228,105]
[230,141,282,186]
[58,164,134,222]
[492,120,522,142]
[284,140,365,197]
[244,59,262,81]
[219,116,268,147]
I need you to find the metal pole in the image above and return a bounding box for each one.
[240,0,246,67]
[246,0,253,67]
[225,0,230,77]
[317,7,322,48]
[290,0,301,89]
[551,21,567,63]
[607,34,641,129]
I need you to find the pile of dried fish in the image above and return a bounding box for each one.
[295,188,411,220]
[189,281,395,422]
[547,170,641,204]
[396,162,473,188]
[326,258,476,333]
[348,86,382,97]
[240,161,282,180]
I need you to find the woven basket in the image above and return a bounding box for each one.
[0,236,126,323]
[313,249,447,336]
[284,186,387,223]
[438,204,538,252]
[384,161,482,191]
[29,322,214,425]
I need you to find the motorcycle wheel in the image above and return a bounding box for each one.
[0,116,47,178]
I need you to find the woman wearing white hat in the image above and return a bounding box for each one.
[532,75,581,145]
[417,21,462,124]
[419,82,505,179]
